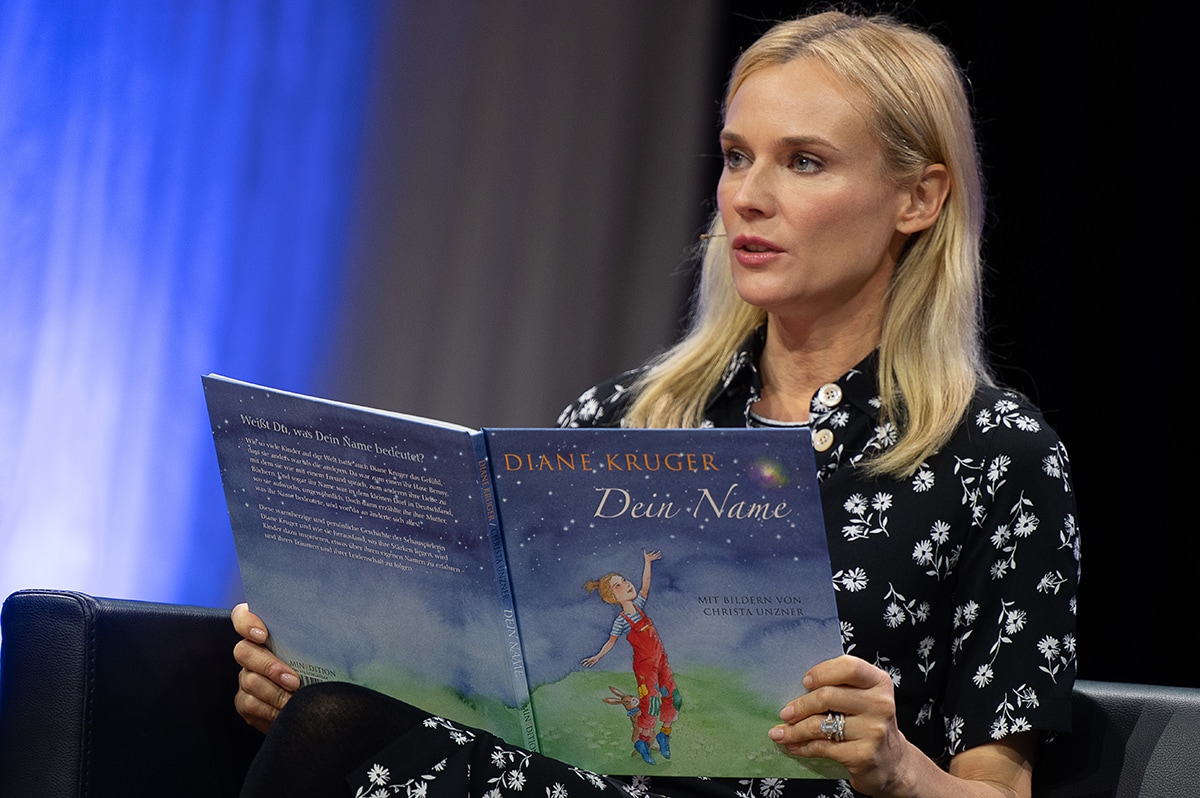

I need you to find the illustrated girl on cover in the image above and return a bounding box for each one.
[581,549,680,765]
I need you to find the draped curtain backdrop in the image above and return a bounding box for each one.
[0,2,719,612]
[324,2,720,428]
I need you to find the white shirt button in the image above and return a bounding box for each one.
[812,428,834,452]
[816,383,843,408]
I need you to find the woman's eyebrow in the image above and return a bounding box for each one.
[719,130,840,152]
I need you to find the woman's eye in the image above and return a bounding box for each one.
[791,154,821,173]
[722,149,749,169]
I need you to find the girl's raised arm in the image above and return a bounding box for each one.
[639,550,661,598]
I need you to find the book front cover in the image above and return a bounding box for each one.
[486,428,846,779]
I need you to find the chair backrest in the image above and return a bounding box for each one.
[0,589,261,798]
[1034,679,1200,797]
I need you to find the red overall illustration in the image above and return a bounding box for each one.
[582,550,679,765]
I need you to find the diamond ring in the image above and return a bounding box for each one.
[819,711,846,742]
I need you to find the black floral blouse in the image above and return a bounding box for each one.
[349,328,1079,798]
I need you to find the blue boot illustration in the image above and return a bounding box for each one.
[656,730,671,760]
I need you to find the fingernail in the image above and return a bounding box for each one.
[768,726,785,741]
[249,627,267,643]
[779,704,795,721]
[280,673,300,690]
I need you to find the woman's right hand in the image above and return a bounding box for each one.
[232,602,300,734]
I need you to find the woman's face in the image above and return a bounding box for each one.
[717,57,914,327]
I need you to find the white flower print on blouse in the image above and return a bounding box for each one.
[350,716,615,798]
[911,520,960,580]
[840,492,893,540]
[975,396,1041,434]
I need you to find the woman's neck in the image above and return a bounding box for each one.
[754,312,881,423]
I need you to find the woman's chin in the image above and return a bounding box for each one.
[731,279,803,317]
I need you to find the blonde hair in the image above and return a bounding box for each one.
[623,11,989,477]
[584,573,622,605]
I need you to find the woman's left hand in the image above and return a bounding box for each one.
[770,654,915,795]
[770,655,1035,798]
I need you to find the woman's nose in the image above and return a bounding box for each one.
[727,165,776,218]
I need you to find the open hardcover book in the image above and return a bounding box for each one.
[203,375,848,779]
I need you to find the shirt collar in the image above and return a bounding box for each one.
[703,324,882,426]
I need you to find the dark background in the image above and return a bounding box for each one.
[711,3,1188,688]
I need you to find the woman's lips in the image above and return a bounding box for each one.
[730,235,783,267]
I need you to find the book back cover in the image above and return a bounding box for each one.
[204,376,534,747]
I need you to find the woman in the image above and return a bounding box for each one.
[233,11,1078,798]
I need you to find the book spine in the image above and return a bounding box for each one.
[471,430,539,752]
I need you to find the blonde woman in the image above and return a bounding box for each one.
[234,12,1078,798]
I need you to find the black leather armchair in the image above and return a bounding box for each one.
[0,589,261,797]
[1,589,1197,797]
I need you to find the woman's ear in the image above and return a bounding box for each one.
[896,163,950,234]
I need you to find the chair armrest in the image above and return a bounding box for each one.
[0,589,262,798]
[1034,678,1200,797]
